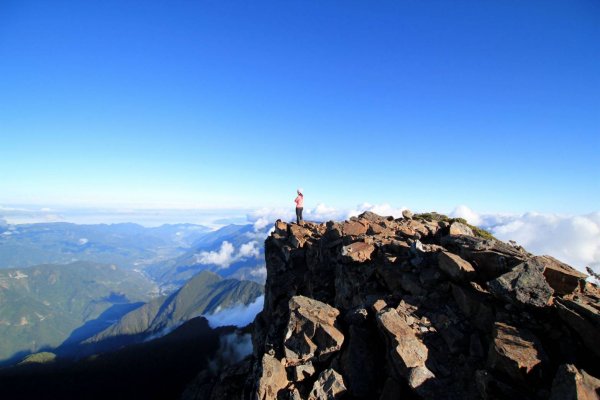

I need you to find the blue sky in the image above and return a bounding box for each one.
[1,0,599,214]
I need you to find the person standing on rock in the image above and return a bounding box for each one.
[295,188,304,224]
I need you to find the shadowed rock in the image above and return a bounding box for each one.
[308,368,347,400]
[533,255,588,295]
[487,260,554,308]
[549,364,600,400]
[283,296,344,366]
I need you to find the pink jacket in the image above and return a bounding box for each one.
[295,194,304,208]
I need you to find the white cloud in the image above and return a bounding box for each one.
[253,217,270,231]
[239,241,260,258]
[449,207,600,276]
[450,205,482,226]
[347,203,406,219]
[247,207,294,227]
[195,240,261,269]
[218,332,253,363]
[249,265,267,280]
[206,295,264,328]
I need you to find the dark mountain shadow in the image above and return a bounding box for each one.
[0,302,146,367]
[0,317,235,400]
[57,302,146,355]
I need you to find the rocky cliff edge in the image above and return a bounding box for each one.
[186,211,600,400]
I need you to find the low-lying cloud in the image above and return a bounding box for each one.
[195,240,261,269]
[451,206,600,276]
[206,295,264,328]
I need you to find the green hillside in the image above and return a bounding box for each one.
[85,270,263,349]
[0,261,156,363]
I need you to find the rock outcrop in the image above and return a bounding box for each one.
[187,211,600,400]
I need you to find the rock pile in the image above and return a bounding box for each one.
[188,211,600,400]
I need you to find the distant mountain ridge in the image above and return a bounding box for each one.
[0,222,211,270]
[0,261,155,364]
[146,224,268,290]
[80,270,263,353]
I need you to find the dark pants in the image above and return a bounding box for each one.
[296,207,303,224]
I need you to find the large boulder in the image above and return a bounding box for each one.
[308,368,347,400]
[441,235,527,280]
[549,364,600,400]
[449,221,474,236]
[289,224,312,248]
[438,251,476,282]
[256,354,289,400]
[342,220,369,236]
[533,255,588,295]
[376,307,435,393]
[487,260,554,308]
[341,242,376,263]
[487,322,547,383]
[283,296,344,365]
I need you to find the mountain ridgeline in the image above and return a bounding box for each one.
[188,211,600,400]
[0,261,155,364]
[0,220,268,368]
[79,270,263,354]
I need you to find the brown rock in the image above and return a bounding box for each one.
[376,308,435,391]
[289,362,315,382]
[256,354,288,400]
[341,241,376,263]
[283,296,344,365]
[438,251,476,282]
[397,225,418,238]
[358,211,389,224]
[308,368,347,400]
[342,220,369,236]
[402,209,414,219]
[488,322,547,383]
[275,220,288,235]
[441,235,528,280]
[533,255,588,295]
[371,298,388,313]
[550,364,600,400]
[449,221,474,236]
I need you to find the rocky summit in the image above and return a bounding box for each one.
[185,211,600,400]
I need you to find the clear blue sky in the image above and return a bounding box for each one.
[1,0,598,214]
